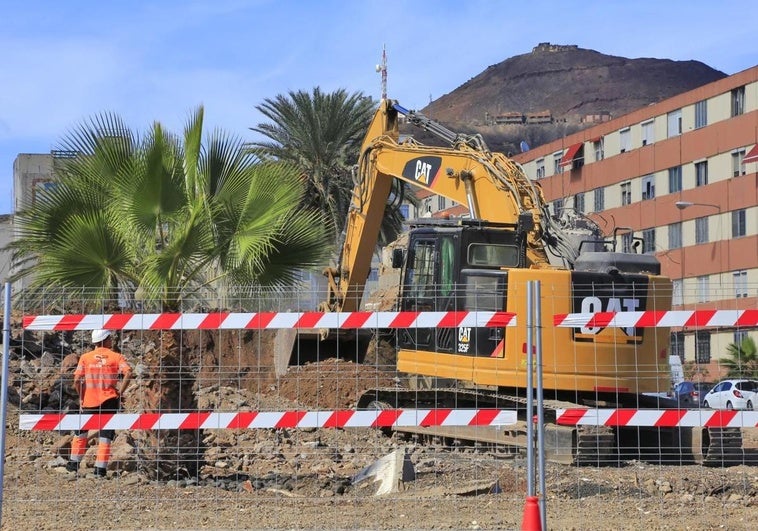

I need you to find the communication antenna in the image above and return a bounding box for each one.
[375,44,387,100]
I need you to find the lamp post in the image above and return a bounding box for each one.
[674,199,723,295]
[674,201,722,270]
[674,200,723,374]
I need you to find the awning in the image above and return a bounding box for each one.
[559,142,583,167]
[744,144,758,164]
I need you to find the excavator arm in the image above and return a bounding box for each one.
[326,99,561,312]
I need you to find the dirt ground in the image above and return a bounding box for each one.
[1,328,757,530]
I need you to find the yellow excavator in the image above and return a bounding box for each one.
[314,99,732,465]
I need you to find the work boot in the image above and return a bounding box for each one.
[93,466,107,478]
[65,461,80,473]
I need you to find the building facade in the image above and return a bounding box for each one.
[9,153,61,292]
[508,65,758,377]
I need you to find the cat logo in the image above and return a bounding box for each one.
[457,326,471,353]
[571,273,649,344]
[415,161,432,183]
[402,156,442,187]
[579,296,641,336]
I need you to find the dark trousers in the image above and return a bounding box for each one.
[75,396,121,441]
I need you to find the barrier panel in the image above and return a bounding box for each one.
[2,284,757,529]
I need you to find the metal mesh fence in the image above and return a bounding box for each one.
[1,282,756,530]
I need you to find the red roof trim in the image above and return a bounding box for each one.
[743,145,758,164]
[559,143,583,166]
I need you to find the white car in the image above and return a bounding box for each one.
[702,379,758,410]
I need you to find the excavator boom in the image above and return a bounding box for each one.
[329,99,564,312]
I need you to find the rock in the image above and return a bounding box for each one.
[352,447,415,495]
[109,435,137,471]
[52,434,73,459]
[121,474,142,486]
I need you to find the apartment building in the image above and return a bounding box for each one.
[507,65,758,375]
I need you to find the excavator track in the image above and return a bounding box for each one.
[702,428,748,466]
[357,387,622,466]
[356,387,757,466]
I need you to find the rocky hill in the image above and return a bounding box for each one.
[411,43,726,153]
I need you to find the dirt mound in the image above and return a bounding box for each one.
[277,358,398,410]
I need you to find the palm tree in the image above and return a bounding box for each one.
[7,106,333,478]
[9,107,332,305]
[720,336,758,378]
[249,87,411,246]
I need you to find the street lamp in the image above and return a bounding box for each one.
[673,199,725,370]
[674,199,723,276]
[675,201,720,211]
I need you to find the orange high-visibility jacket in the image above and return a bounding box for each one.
[74,347,132,408]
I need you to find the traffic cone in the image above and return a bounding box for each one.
[520,495,542,531]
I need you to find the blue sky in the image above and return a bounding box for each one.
[1,0,756,215]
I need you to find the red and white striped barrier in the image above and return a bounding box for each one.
[556,408,758,428]
[22,408,757,430]
[22,311,517,331]
[553,310,758,329]
[19,409,518,431]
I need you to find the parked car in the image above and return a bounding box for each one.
[702,379,758,410]
[669,381,715,407]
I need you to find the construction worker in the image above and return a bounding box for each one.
[66,329,132,478]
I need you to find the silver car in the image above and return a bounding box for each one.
[702,379,758,410]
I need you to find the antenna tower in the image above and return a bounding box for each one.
[375,45,387,100]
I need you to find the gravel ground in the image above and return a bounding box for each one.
[1,437,757,531]
[2,342,756,530]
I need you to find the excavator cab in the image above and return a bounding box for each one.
[395,219,519,357]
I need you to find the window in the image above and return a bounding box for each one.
[642,228,656,254]
[734,270,748,298]
[697,275,709,302]
[399,204,410,219]
[407,239,436,299]
[593,187,605,212]
[694,100,707,129]
[574,192,585,214]
[731,86,745,117]
[670,331,684,359]
[668,166,682,193]
[668,222,682,249]
[695,161,708,186]
[732,209,746,237]
[641,175,655,200]
[695,217,709,244]
[593,138,604,161]
[734,330,748,345]
[467,243,519,268]
[536,159,545,179]
[641,120,654,146]
[622,232,633,253]
[553,152,563,174]
[437,196,446,210]
[552,198,564,218]
[695,331,711,364]
[423,198,432,215]
[621,182,631,205]
[732,149,745,177]
[672,280,683,307]
[619,128,631,153]
[667,109,682,137]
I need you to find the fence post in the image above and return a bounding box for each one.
[1,282,13,527]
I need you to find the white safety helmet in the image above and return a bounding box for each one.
[91,329,112,344]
